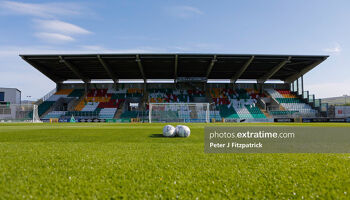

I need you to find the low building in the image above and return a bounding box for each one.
[0,88,21,105]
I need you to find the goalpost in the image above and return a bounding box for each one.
[149,103,210,123]
[0,104,41,123]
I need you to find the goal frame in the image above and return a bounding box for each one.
[149,102,210,123]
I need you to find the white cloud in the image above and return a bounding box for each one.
[33,19,91,43]
[0,1,84,18]
[323,43,342,53]
[166,6,203,18]
[35,19,91,35]
[35,32,74,43]
[0,2,91,43]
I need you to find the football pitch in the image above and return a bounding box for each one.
[1,123,350,199]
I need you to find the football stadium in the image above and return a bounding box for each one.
[1,1,350,199]
[1,53,350,199]
[2,53,332,123]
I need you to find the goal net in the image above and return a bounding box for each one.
[149,103,210,123]
[0,104,41,123]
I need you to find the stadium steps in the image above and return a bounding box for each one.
[41,97,65,118]
[74,93,89,111]
[67,98,81,111]
[67,90,87,111]
[114,102,125,118]
[264,91,286,111]
[34,88,57,106]
[205,89,214,104]
[260,108,271,118]
[40,105,54,119]
[279,105,286,111]
[143,89,149,104]
[255,101,271,118]
[139,92,148,112]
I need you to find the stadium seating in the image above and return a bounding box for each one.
[276,89,297,98]
[265,89,317,117]
[210,88,266,119]
[120,111,139,119]
[72,88,121,118]
[38,101,55,117]
[43,111,67,119]
[148,88,178,103]
[39,89,86,118]
[38,87,141,120]
[269,110,299,116]
[148,88,204,103]
[99,108,117,119]
[246,88,265,99]
[67,89,85,98]
[275,98,302,104]
[46,89,83,102]
[64,111,99,119]
[245,105,266,118]
[265,89,284,99]
[36,85,318,121]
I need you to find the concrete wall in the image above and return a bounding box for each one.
[0,88,21,104]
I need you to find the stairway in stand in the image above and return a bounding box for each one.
[114,101,125,119]
[260,108,271,118]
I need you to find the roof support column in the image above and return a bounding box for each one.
[59,56,90,83]
[230,56,254,84]
[136,55,146,83]
[257,56,291,83]
[84,82,90,94]
[174,54,178,82]
[56,82,63,92]
[296,78,299,94]
[206,55,217,78]
[301,76,304,95]
[136,54,147,96]
[97,55,118,85]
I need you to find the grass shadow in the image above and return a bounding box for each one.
[149,134,164,138]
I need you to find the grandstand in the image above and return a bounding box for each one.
[20,53,329,122]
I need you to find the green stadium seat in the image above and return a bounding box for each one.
[67,89,85,98]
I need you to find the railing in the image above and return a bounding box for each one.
[35,88,57,104]
[266,105,317,118]
[257,98,266,110]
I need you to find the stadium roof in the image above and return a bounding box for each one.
[20,53,328,84]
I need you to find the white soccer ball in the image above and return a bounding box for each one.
[163,125,176,137]
[175,125,191,137]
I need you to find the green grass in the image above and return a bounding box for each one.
[1,123,350,199]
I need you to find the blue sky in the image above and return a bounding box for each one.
[0,0,349,100]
